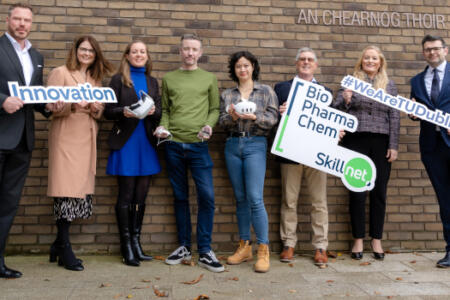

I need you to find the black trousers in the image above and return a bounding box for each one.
[421,132,450,252]
[342,132,391,239]
[0,141,31,257]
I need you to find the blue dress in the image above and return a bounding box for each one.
[106,66,161,176]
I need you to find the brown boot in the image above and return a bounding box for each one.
[280,246,294,262]
[254,244,270,273]
[314,249,328,265]
[227,240,253,265]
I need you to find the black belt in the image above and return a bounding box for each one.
[230,131,252,137]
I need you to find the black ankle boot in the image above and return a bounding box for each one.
[50,240,83,264]
[56,243,84,271]
[130,204,152,261]
[116,205,140,266]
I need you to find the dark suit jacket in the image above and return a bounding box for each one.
[104,73,162,150]
[0,34,47,151]
[410,62,450,152]
[274,78,332,164]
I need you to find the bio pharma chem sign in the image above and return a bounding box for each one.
[271,78,376,192]
[8,82,117,103]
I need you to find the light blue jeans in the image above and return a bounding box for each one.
[224,136,269,245]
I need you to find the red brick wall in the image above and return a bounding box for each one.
[2,0,449,254]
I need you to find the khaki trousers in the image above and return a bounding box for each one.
[280,163,328,249]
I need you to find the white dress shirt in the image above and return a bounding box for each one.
[5,32,34,86]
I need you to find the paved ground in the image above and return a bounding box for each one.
[1,252,450,300]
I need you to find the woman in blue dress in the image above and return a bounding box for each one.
[105,41,161,266]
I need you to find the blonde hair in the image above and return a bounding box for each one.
[118,41,152,88]
[353,45,389,90]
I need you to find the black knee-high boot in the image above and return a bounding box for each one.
[54,219,83,271]
[116,205,140,266]
[130,204,152,261]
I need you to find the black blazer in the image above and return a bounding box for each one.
[0,34,48,151]
[274,78,332,164]
[410,62,450,152]
[104,73,161,150]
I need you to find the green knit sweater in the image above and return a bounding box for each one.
[159,68,220,143]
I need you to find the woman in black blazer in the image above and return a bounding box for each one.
[104,41,161,266]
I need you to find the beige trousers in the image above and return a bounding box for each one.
[280,163,328,249]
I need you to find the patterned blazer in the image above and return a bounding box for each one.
[333,79,400,150]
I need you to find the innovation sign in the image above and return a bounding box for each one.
[8,81,117,103]
[271,78,376,192]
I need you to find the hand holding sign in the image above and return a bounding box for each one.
[2,96,23,114]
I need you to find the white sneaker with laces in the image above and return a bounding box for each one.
[198,250,225,273]
[165,246,192,265]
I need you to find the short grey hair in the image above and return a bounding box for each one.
[295,47,317,62]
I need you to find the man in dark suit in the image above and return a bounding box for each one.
[274,48,332,266]
[0,3,48,278]
[410,34,450,268]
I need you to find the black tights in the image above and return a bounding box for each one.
[117,176,151,207]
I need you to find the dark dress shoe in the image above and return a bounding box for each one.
[436,251,450,268]
[373,252,385,260]
[351,252,363,260]
[0,265,22,278]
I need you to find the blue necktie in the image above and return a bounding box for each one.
[430,68,440,106]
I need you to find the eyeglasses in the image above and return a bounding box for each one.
[298,57,315,62]
[78,47,95,54]
[424,47,445,53]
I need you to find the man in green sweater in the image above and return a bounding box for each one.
[155,34,223,273]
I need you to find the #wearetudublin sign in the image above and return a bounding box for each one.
[271,78,377,192]
[341,75,450,130]
[8,82,117,103]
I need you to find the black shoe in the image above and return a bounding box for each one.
[351,252,363,260]
[130,204,152,261]
[0,262,22,278]
[198,250,225,273]
[50,241,82,264]
[116,205,140,267]
[373,252,385,260]
[165,246,192,265]
[57,243,84,271]
[437,251,450,268]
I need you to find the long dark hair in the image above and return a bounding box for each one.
[65,35,114,82]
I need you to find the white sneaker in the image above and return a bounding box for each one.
[165,246,192,265]
[198,250,225,273]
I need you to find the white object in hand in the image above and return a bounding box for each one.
[156,127,171,137]
[124,90,155,119]
[234,100,256,114]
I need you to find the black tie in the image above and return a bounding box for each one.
[430,68,440,105]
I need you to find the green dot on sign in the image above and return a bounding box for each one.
[343,158,373,189]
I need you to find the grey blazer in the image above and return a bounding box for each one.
[333,79,400,150]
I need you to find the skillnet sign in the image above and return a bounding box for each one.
[271,78,377,192]
[8,82,117,103]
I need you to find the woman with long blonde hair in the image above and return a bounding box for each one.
[333,45,400,261]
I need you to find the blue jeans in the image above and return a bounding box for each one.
[224,136,269,244]
[164,141,215,254]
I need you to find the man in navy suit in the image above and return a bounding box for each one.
[410,34,450,268]
[0,3,49,278]
[274,48,332,266]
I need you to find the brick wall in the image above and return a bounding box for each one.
[2,0,449,255]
